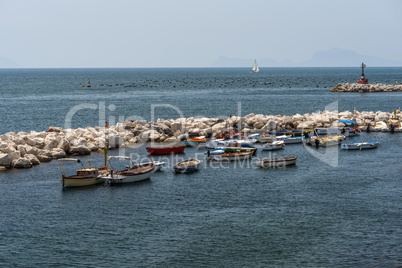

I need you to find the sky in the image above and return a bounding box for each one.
[0,0,401,68]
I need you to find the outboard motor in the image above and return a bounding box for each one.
[314,138,320,148]
[390,124,395,134]
[366,123,371,133]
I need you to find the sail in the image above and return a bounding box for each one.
[252,60,257,71]
[251,59,259,72]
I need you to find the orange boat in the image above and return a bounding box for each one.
[146,144,186,155]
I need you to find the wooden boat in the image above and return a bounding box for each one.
[103,156,155,184]
[275,135,303,144]
[341,141,379,150]
[256,156,298,168]
[146,144,186,154]
[173,158,201,173]
[204,147,257,156]
[206,151,254,161]
[58,158,109,188]
[256,140,285,151]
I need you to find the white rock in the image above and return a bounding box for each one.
[0,153,12,167]
[51,148,67,159]
[25,154,40,165]
[12,157,32,168]
[87,142,98,151]
[8,151,21,161]
[70,145,91,155]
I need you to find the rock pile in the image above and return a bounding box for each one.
[1,109,401,170]
[330,83,402,93]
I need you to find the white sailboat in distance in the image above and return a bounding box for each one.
[251,59,259,73]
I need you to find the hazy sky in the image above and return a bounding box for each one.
[1,0,401,68]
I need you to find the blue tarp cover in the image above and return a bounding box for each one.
[339,120,356,124]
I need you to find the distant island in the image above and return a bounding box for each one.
[211,48,402,67]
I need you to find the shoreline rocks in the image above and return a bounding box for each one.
[330,83,402,93]
[0,109,401,170]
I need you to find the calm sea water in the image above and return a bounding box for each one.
[0,68,401,267]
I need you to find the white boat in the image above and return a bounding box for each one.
[256,156,298,168]
[128,161,165,171]
[206,151,254,161]
[275,135,303,144]
[371,121,387,132]
[251,59,259,73]
[314,128,339,135]
[255,140,285,151]
[381,119,402,132]
[257,134,275,143]
[206,138,256,149]
[341,141,379,150]
[103,156,155,184]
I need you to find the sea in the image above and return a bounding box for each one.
[0,68,401,267]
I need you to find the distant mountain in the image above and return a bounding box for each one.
[212,48,402,67]
[0,56,21,68]
[211,56,295,67]
[301,48,402,67]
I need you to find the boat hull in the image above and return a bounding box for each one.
[257,156,298,168]
[173,159,201,174]
[341,142,379,150]
[62,176,105,188]
[106,169,153,184]
[146,145,186,154]
[206,151,254,161]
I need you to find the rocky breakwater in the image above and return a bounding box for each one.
[331,83,402,93]
[1,109,401,170]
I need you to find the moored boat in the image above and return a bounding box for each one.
[206,151,254,161]
[256,156,298,168]
[275,135,303,144]
[255,140,285,151]
[173,158,201,173]
[58,158,109,188]
[146,144,186,154]
[340,141,379,150]
[103,156,155,184]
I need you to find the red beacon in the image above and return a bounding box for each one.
[357,62,368,84]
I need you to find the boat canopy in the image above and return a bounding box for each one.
[339,120,356,124]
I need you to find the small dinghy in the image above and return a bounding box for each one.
[256,156,298,168]
[173,158,201,173]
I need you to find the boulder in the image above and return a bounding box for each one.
[57,138,71,152]
[51,148,67,159]
[70,145,91,155]
[171,122,183,133]
[253,121,264,129]
[87,142,99,152]
[12,157,32,168]
[24,154,40,165]
[0,153,12,167]
[0,142,16,153]
[36,154,52,162]
[17,145,27,157]
[8,151,21,161]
